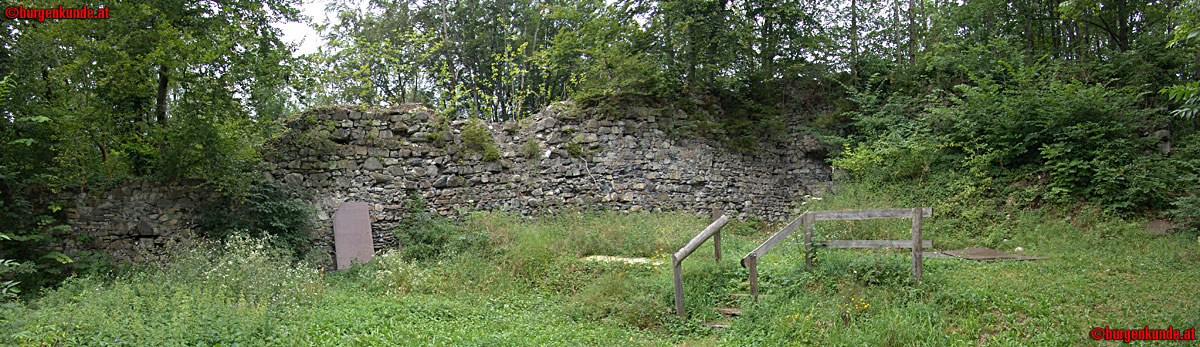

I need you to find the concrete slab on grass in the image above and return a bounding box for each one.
[581,255,664,266]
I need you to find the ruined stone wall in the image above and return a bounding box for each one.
[268,102,832,250]
[62,102,832,261]
[59,180,219,262]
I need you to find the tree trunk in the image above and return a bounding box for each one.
[893,0,902,65]
[850,0,859,83]
[155,64,169,127]
[907,0,917,61]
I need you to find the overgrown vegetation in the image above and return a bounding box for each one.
[197,182,317,255]
[521,139,542,159]
[391,194,488,261]
[830,59,1197,231]
[460,120,502,162]
[4,190,1197,344]
[2,3,1200,345]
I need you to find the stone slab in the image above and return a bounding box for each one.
[581,255,664,266]
[334,201,373,270]
[940,247,1045,261]
[1145,219,1175,235]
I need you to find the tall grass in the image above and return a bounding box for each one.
[2,193,1196,345]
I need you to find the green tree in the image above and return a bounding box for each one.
[0,0,306,294]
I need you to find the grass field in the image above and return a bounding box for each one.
[2,183,1197,345]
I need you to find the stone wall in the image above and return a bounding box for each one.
[268,102,832,251]
[62,102,832,261]
[59,180,219,262]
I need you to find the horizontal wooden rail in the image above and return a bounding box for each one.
[809,207,932,221]
[817,240,932,249]
[672,214,730,318]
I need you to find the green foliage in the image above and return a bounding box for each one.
[0,166,102,295]
[460,120,502,162]
[317,0,570,121]
[2,236,324,346]
[565,139,584,158]
[1162,81,1200,119]
[834,60,1181,213]
[2,206,1198,344]
[0,258,19,301]
[197,182,317,255]
[1169,135,1200,229]
[814,251,912,287]
[393,195,487,262]
[521,139,542,159]
[267,115,339,161]
[833,133,944,182]
[0,0,303,195]
[426,117,451,147]
[482,145,503,162]
[0,2,307,297]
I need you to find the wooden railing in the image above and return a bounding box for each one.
[740,208,932,301]
[671,214,730,318]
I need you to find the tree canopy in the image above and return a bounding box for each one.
[1,0,1199,294]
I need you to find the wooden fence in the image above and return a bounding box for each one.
[740,207,932,301]
[671,214,730,318]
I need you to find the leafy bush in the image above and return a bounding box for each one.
[565,139,584,157]
[427,117,451,147]
[461,119,502,161]
[393,195,488,261]
[1169,134,1200,229]
[0,169,97,295]
[834,60,1177,213]
[197,182,316,255]
[0,258,18,301]
[833,133,945,183]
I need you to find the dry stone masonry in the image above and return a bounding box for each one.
[62,102,831,261]
[268,102,831,251]
[59,180,218,262]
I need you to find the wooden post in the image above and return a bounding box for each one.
[712,208,722,262]
[803,213,815,270]
[670,214,729,319]
[673,255,685,318]
[747,256,758,302]
[911,208,924,282]
[713,231,721,262]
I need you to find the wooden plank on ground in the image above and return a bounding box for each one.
[816,240,933,249]
[716,307,743,316]
[809,207,932,221]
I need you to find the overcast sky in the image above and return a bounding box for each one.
[275,0,339,56]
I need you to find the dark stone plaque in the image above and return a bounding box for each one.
[333,201,373,270]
